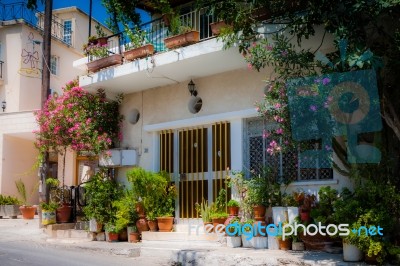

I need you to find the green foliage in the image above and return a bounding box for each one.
[112,191,138,233]
[104,223,119,233]
[15,179,38,206]
[40,202,59,212]
[0,195,21,205]
[83,170,122,224]
[210,212,228,219]
[124,26,148,50]
[310,186,338,225]
[95,23,107,38]
[227,199,239,207]
[45,177,60,188]
[195,198,212,223]
[101,0,141,34]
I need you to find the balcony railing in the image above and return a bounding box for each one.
[0,2,73,46]
[88,8,217,62]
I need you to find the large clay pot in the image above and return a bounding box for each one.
[136,217,149,233]
[19,206,36,219]
[204,222,214,233]
[107,231,119,242]
[56,204,72,223]
[278,238,292,250]
[147,219,158,232]
[129,232,140,243]
[212,218,227,234]
[228,206,239,217]
[253,205,266,218]
[164,31,200,49]
[156,217,174,232]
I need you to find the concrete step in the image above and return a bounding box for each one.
[44,223,92,240]
[141,231,220,242]
[46,237,92,244]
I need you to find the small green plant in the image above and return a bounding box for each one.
[95,23,106,38]
[227,199,239,207]
[226,216,240,236]
[45,177,60,187]
[0,194,21,205]
[104,222,119,233]
[195,198,212,223]
[39,202,59,212]
[124,25,147,50]
[210,212,228,219]
[15,179,38,206]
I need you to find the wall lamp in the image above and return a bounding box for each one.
[1,100,6,112]
[188,79,198,97]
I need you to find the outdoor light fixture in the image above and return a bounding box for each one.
[1,100,6,112]
[188,79,197,96]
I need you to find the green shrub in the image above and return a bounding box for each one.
[227,199,239,207]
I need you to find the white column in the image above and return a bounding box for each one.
[230,118,243,199]
[151,132,160,172]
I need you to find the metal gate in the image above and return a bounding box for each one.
[159,122,231,219]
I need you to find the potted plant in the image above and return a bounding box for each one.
[0,194,21,219]
[45,177,72,224]
[293,191,316,222]
[113,192,138,241]
[291,233,305,251]
[210,21,232,36]
[95,23,108,45]
[123,26,154,61]
[83,170,121,231]
[210,189,228,233]
[105,222,119,242]
[40,201,59,225]
[156,184,177,232]
[241,218,255,248]
[227,199,240,216]
[129,225,140,243]
[277,223,292,250]
[15,179,37,219]
[195,198,213,233]
[146,212,158,232]
[164,13,200,49]
[225,216,241,247]
[245,175,268,219]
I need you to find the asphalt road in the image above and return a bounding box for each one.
[0,240,140,266]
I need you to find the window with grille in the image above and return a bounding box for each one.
[63,20,72,45]
[244,118,333,181]
[50,55,59,75]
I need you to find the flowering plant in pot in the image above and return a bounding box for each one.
[293,191,316,222]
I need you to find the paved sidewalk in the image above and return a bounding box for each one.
[0,216,371,266]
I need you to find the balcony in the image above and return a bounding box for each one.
[76,8,247,93]
[0,2,73,46]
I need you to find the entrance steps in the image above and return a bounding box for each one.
[44,223,92,242]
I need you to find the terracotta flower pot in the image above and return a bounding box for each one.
[212,218,227,234]
[204,222,214,233]
[129,232,140,243]
[300,211,310,222]
[19,206,36,219]
[124,44,154,61]
[278,238,292,250]
[210,21,231,35]
[118,228,128,241]
[56,204,72,223]
[164,31,200,49]
[147,219,158,232]
[136,217,149,233]
[228,206,239,216]
[253,205,266,218]
[156,217,174,232]
[107,232,119,242]
[86,54,123,73]
[96,37,108,45]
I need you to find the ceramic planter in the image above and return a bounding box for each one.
[124,44,154,61]
[253,205,266,218]
[86,54,123,73]
[42,210,56,225]
[56,204,72,223]
[251,236,268,249]
[241,234,252,248]
[227,236,241,248]
[89,219,103,233]
[19,205,36,219]
[272,207,287,224]
[129,232,140,243]
[147,219,158,232]
[164,31,200,49]
[292,241,305,251]
[156,217,174,232]
[343,242,363,262]
[228,206,239,217]
[212,218,227,234]
[107,231,119,242]
[278,238,292,250]
[287,206,299,224]
[0,205,20,218]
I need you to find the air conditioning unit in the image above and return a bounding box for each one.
[99,149,137,167]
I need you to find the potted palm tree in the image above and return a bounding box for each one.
[123,26,154,61]
[15,179,37,219]
[195,198,213,232]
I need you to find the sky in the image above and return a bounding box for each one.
[1,0,150,27]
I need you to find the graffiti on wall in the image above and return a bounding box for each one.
[19,32,41,78]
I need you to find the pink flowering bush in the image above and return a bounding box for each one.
[34,80,123,184]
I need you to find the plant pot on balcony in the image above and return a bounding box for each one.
[124,44,155,61]
[87,54,123,73]
[210,21,232,36]
[164,31,200,50]
[96,37,108,45]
